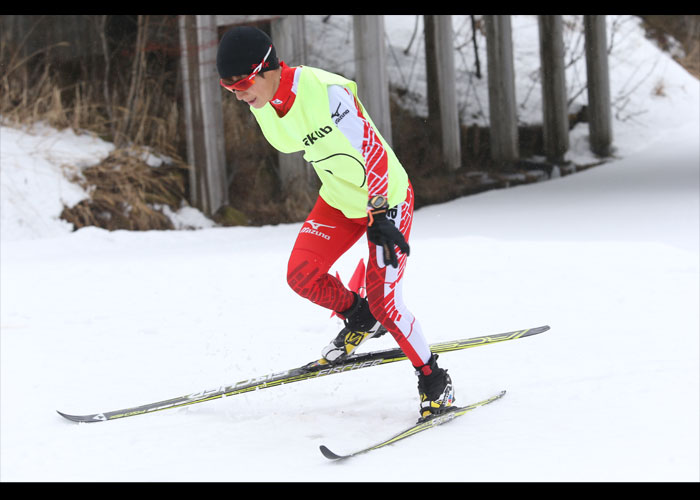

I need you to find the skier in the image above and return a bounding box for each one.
[216,25,454,419]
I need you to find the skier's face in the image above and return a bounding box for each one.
[222,70,280,109]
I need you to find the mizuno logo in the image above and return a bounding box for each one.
[331,103,350,124]
[306,220,336,230]
[301,220,335,240]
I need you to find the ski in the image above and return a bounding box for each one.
[57,325,548,423]
[319,390,507,460]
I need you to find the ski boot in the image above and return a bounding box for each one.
[322,292,387,363]
[416,354,455,421]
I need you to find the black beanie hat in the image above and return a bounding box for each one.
[216,26,279,79]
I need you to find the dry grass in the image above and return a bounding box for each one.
[1,15,192,231]
[60,148,189,231]
[679,41,700,79]
[641,15,700,79]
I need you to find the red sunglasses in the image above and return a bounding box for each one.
[220,44,272,92]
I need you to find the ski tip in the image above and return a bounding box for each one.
[56,410,102,423]
[520,325,551,338]
[319,445,345,460]
[56,410,81,422]
[489,390,507,402]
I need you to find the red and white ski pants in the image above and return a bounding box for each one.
[286,183,431,368]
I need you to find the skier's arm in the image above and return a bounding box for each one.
[327,85,408,267]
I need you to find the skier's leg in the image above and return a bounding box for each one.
[364,183,431,367]
[287,196,365,313]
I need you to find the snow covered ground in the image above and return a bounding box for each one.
[1,15,698,482]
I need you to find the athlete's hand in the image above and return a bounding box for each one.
[366,196,410,268]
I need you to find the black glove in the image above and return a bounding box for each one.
[366,195,410,268]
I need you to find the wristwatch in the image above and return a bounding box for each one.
[368,195,388,211]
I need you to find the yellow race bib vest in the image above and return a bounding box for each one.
[250,66,408,219]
